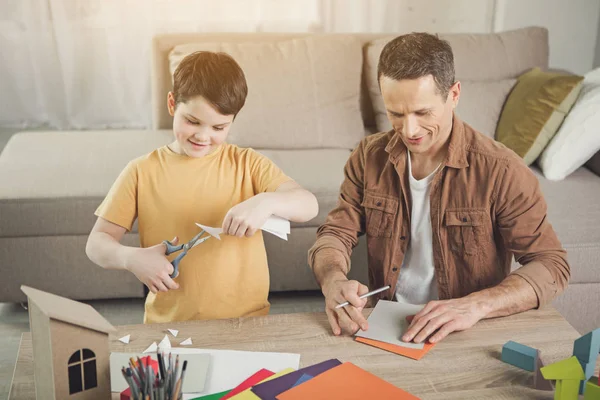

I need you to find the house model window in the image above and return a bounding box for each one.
[68,348,98,394]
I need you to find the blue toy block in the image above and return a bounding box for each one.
[573,328,600,364]
[501,340,538,372]
[579,361,597,395]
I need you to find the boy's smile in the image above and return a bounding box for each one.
[167,93,234,158]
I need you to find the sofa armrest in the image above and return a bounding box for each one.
[586,150,600,177]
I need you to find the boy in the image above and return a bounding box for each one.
[86,51,319,323]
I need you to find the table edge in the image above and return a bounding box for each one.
[8,332,25,400]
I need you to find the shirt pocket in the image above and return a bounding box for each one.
[444,210,486,256]
[361,192,398,238]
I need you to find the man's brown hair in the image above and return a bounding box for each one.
[172,51,248,115]
[377,32,455,98]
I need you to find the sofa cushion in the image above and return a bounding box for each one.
[496,68,583,165]
[0,130,173,238]
[0,131,349,238]
[258,148,350,228]
[364,27,549,133]
[168,36,365,150]
[455,79,517,138]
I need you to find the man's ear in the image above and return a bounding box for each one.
[167,92,176,117]
[448,81,461,109]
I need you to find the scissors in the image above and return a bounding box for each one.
[163,229,213,279]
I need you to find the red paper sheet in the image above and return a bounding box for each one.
[221,368,274,399]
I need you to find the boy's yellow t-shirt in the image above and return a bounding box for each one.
[95,143,292,323]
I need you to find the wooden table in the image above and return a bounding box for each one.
[9,307,598,399]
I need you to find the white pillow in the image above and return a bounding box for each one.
[539,68,600,180]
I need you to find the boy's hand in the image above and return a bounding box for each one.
[124,238,180,294]
[222,193,273,237]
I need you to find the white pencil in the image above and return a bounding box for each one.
[335,285,391,309]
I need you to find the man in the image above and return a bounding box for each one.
[308,32,570,344]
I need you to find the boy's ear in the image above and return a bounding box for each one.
[167,92,176,117]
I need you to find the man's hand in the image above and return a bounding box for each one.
[323,278,370,336]
[402,295,488,344]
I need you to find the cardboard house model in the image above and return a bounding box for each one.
[21,285,115,400]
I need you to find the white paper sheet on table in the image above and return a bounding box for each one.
[196,215,291,241]
[146,347,300,399]
[355,300,426,349]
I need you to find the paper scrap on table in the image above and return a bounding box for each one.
[196,215,291,241]
[118,334,130,344]
[355,300,425,349]
[147,347,300,399]
[143,341,158,353]
[180,337,193,345]
[159,334,172,350]
[168,328,179,337]
[110,351,211,394]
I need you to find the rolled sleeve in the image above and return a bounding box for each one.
[495,159,570,307]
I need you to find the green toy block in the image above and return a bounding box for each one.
[555,379,584,400]
[583,377,600,400]
[579,361,597,395]
[540,356,585,381]
[501,340,538,371]
[573,328,600,364]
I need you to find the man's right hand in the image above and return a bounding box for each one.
[323,277,370,336]
[124,239,180,294]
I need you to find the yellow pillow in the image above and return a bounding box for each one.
[496,67,583,165]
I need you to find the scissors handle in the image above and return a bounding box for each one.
[162,240,186,279]
[163,240,184,255]
[169,252,186,279]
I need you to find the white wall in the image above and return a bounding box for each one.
[2,0,599,129]
[497,0,600,74]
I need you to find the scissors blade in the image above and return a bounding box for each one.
[195,223,222,240]
[190,235,210,249]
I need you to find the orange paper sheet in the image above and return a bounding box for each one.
[355,336,435,360]
[354,314,435,360]
[276,362,419,400]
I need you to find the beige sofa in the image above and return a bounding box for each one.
[1,27,599,334]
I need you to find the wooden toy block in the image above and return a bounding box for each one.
[573,328,600,364]
[540,356,585,381]
[579,361,597,395]
[583,377,600,400]
[534,352,554,391]
[555,379,584,400]
[583,376,600,400]
[501,340,538,372]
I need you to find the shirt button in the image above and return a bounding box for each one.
[400,236,406,240]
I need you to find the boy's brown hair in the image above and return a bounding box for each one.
[377,32,455,98]
[172,51,248,116]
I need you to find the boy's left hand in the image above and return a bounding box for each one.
[222,193,273,237]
